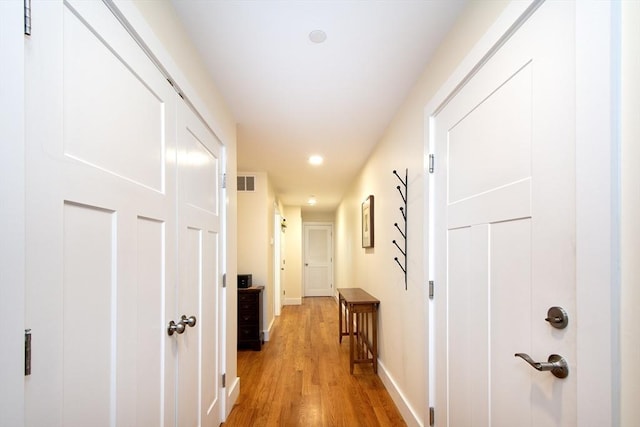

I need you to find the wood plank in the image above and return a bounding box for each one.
[223,297,406,426]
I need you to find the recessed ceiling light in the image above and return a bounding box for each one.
[308,196,317,206]
[308,155,323,166]
[309,30,327,44]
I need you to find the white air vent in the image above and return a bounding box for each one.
[237,175,256,192]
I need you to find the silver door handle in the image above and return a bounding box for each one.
[514,353,569,378]
[167,320,186,336]
[181,315,197,328]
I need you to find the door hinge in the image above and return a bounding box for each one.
[25,329,32,376]
[222,273,226,288]
[222,373,226,388]
[429,407,435,426]
[222,173,227,189]
[428,154,435,174]
[24,0,31,36]
[429,281,434,300]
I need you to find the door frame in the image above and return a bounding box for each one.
[274,209,283,316]
[424,0,620,424]
[0,2,25,425]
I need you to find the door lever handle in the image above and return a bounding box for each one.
[181,315,197,328]
[514,353,569,378]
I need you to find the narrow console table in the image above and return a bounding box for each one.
[337,288,380,374]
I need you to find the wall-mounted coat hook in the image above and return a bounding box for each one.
[394,223,406,239]
[392,169,408,290]
[394,257,406,274]
[392,240,406,256]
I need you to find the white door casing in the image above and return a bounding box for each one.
[24,1,223,425]
[430,1,577,425]
[303,223,334,297]
[274,211,282,316]
[0,2,26,425]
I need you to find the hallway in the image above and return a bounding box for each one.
[223,297,406,426]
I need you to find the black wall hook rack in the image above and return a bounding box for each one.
[393,169,408,290]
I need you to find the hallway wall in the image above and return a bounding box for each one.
[334,1,509,424]
[237,172,278,337]
[283,206,303,304]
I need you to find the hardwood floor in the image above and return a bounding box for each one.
[222,297,407,427]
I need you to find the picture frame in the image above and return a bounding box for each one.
[362,195,374,248]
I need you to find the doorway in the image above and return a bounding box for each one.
[274,209,284,316]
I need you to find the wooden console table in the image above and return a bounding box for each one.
[337,288,380,374]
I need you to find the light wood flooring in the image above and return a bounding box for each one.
[222,297,407,427]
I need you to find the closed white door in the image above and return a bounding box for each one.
[23,1,223,426]
[431,2,576,425]
[176,102,223,427]
[303,223,334,297]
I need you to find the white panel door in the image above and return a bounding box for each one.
[303,224,333,297]
[25,1,177,425]
[432,2,576,425]
[176,103,223,427]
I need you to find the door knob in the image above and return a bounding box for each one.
[181,315,197,328]
[167,320,186,336]
[514,353,569,378]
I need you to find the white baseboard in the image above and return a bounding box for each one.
[378,360,424,427]
[283,297,302,305]
[263,317,275,341]
[225,376,240,420]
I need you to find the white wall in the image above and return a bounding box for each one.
[283,206,303,303]
[334,2,509,425]
[621,2,640,425]
[302,210,335,222]
[237,172,269,281]
[237,171,278,336]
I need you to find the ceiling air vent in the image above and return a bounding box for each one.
[237,175,256,192]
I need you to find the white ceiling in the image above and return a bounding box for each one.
[170,0,468,212]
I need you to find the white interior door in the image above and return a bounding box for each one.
[176,102,223,427]
[303,223,333,297]
[23,1,226,425]
[431,2,576,425]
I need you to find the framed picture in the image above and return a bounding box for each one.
[362,195,374,248]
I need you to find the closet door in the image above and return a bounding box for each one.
[175,103,223,427]
[25,1,178,425]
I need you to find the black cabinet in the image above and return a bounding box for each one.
[238,286,264,350]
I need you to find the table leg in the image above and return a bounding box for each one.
[339,296,343,343]
[372,305,378,374]
[349,305,354,374]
